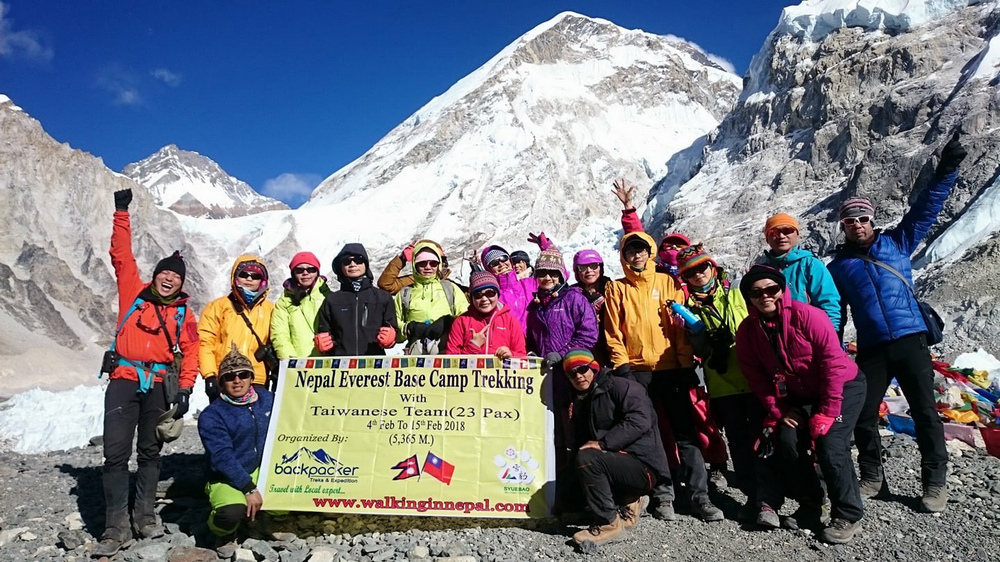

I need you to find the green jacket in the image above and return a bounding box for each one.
[271,277,333,359]
[685,271,751,399]
[393,241,469,343]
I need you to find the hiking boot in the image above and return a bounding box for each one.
[708,465,728,491]
[920,485,948,513]
[756,504,779,529]
[821,518,862,544]
[691,497,724,522]
[859,477,889,500]
[786,498,830,530]
[92,538,122,558]
[651,499,677,521]
[572,515,626,547]
[618,496,648,529]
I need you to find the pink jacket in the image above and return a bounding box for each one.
[735,291,857,421]
[480,245,539,330]
[444,302,527,356]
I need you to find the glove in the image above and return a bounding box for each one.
[527,232,552,250]
[204,376,220,403]
[314,332,334,353]
[936,131,967,175]
[406,321,430,340]
[401,244,415,263]
[426,317,448,340]
[612,364,632,379]
[376,326,396,348]
[172,388,191,419]
[754,426,775,459]
[542,352,563,369]
[113,188,132,211]
[810,413,836,440]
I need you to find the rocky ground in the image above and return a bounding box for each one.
[1,427,999,562]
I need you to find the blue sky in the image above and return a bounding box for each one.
[1,1,798,207]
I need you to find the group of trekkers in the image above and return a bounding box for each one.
[93,132,967,556]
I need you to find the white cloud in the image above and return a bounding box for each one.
[0,1,53,62]
[151,68,182,87]
[261,173,322,207]
[95,64,142,107]
[662,33,737,74]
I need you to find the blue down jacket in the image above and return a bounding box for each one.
[198,389,274,492]
[828,169,958,351]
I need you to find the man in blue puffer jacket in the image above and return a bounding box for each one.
[828,132,966,514]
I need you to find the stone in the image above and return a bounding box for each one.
[57,529,88,550]
[442,541,467,557]
[408,545,430,560]
[372,548,396,562]
[272,532,298,542]
[307,548,337,562]
[252,540,280,561]
[216,543,238,560]
[0,527,29,547]
[167,546,220,562]
[89,435,104,447]
[235,548,256,562]
[279,549,310,562]
[136,542,173,560]
[19,531,38,541]
[433,558,477,562]
[64,511,84,531]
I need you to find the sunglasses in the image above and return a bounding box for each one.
[221,370,253,383]
[576,263,601,271]
[473,288,498,299]
[488,257,510,269]
[237,271,263,280]
[568,365,591,376]
[415,260,440,269]
[748,285,782,299]
[341,256,364,266]
[681,262,712,279]
[293,266,318,275]
[535,270,560,279]
[841,215,872,226]
[767,226,798,237]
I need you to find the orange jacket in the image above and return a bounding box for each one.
[603,231,694,372]
[109,211,199,389]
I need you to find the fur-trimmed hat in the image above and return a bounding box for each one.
[534,248,567,281]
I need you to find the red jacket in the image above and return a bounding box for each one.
[735,291,857,421]
[444,303,527,356]
[110,211,199,389]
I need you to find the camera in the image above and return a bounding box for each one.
[101,350,120,376]
[255,344,279,373]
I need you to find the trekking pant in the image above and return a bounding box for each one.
[206,469,259,537]
[710,393,761,500]
[575,449,655,524]
[643,370,709,502]
[855,333,948,488]
[756,374,866,523]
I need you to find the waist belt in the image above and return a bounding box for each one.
[116,356,168,394]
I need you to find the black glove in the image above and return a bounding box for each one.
[936,131,967,175]
[172,388,191,419]
[542,352,563,369]
[406,321,430,340]
[426,317,448,340]
[755,426,775,459]
[612,364,632,379]
[113,188,133,211]
[204,376,220,403]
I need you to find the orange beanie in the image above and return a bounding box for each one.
[763,213,799,234]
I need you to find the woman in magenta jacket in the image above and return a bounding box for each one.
[445,271,527,358]
[735,265,865,545]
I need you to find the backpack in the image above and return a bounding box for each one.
[400,279,457,317]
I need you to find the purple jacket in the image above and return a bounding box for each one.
[526,285,599,357]
[735,291,858,422]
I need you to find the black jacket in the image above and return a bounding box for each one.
[317,244,397,356]
[570,368,671,480]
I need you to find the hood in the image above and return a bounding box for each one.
[480,244,510,267]
[619,231,657,284]
[766,245,812,265]
[230,254,269,306]
[412,240,444,284]
[333,243,373,286]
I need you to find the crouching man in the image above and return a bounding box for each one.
[561,349,671,551]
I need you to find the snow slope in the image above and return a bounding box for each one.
[778,0,984,40]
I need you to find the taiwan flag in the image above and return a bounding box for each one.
[422,452,455,485]
[391,455,420,480]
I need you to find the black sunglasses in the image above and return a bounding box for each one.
[748,285,782,299]
[221,370,253,383]
[568,365,591,376]
[473,288,498,299]
[237,271,263,281]
[341,256,364,266]
[488,257,510,268]
[681,262,712,279]
[293,266,318,275]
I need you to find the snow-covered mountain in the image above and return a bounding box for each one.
[123,144,288,218]
[645,0,1000,356]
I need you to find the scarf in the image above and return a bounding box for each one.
[221,385,259,406]
[149,285,180,305]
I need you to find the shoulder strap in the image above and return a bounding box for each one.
[152,302,185,354]
[237,307,267,349]
[401,286,412,316]
[441,280,457,315]
[854,253,917,296]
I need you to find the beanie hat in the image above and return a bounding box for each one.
[660,233,690,247]
[739,265,787,300]
[414,248,441,264]
[510,250,531,265]
[483,247,510,267]
[562,349,599,373]
[219,343,254,377]
[763,213,799,234]
[839,197,876,220]
[469,271,500,294]
[573,249,604,267]
[677,244,716,276]
[534,247,567,281]
[153,251,186,282]
[289,251,320,271]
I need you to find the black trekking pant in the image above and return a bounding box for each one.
[710,393,761,501]
[103,378,167,469]
[855,333,948,488]
[576,448,655,524]
[756,374,866,523]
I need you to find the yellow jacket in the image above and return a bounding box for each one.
[604,231,694,372]
[198,255,275,385]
